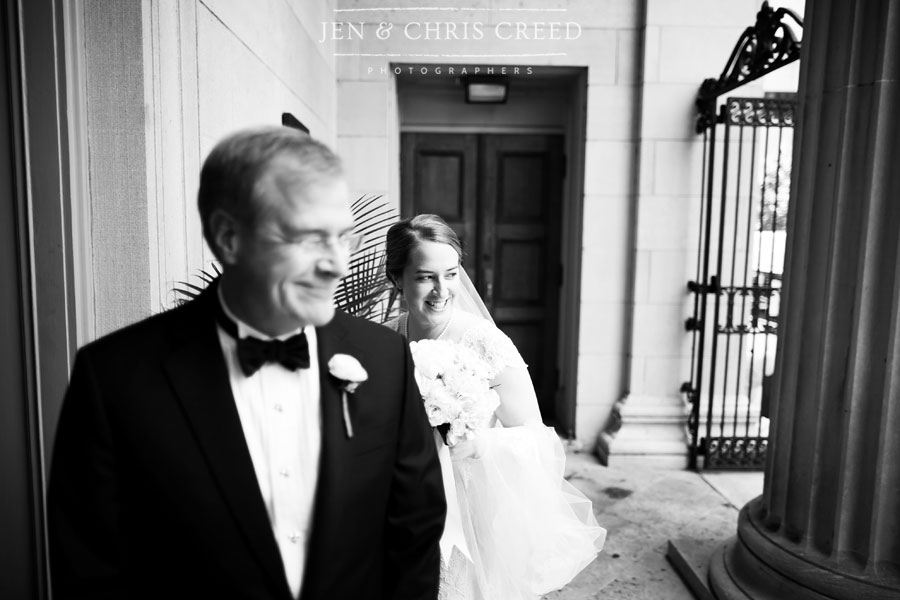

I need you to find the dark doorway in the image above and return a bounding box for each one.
[401,132,565,425]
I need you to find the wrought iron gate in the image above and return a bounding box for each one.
[683,2,802,470]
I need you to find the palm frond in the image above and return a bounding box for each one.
[334,195,401,323]
[172,263,222,306]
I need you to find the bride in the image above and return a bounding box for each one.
[383,214,606,599]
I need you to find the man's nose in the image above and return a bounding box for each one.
[316,244,351,279]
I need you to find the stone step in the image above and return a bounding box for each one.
[611,453,690,470]
[611,437,688,455]
[620,396,690,422]
[666,538,720,600]
[614,424,687,444]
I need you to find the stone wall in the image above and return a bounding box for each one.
[78,0,338,336]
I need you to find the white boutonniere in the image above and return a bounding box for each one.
[328,354,368,438]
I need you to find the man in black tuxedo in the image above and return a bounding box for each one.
[47,127,446,599]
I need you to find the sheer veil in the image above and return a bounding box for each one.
[408,265,607,597]
[455,267,494,324]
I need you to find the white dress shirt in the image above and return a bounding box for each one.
[216,292,321,599]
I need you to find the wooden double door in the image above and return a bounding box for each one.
[401,133,565,424]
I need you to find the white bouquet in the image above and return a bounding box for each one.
[409,338,500,446]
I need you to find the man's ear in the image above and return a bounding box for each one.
[209,209,240,265]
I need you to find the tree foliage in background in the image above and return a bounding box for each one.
[759,156,790,231]
[173,195,400,323]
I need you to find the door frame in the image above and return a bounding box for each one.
[3,0,76,598]
[396,68,588,437]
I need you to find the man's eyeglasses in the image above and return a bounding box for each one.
[264,230,365,255]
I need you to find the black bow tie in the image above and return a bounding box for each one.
[215,302,310,376]
[235,334,310,376]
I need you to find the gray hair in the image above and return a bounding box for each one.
[198,126,343,259]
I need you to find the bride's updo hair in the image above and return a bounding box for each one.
[385,214,462,286]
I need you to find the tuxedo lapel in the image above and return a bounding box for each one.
[301,312,363,595]
[163,288,291,599]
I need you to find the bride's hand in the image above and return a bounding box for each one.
[449,438,481,460]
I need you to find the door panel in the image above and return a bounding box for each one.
[401,132,565,424]
[401,133,479,286]
[480,135,563,420]
[498,238,543,303]
[417,153,464,216]
[498,155,546,220]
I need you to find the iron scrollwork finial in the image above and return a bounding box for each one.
[695,1,803,133]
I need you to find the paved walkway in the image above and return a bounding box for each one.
[543,454,764,600]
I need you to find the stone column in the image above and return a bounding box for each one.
[709,0,900,598]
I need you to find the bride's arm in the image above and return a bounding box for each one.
[449,317,544,459]
[492,365,543,427]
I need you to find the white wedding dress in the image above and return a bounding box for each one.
[387,311,606,599]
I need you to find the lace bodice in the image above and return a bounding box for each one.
[456,317,526,378]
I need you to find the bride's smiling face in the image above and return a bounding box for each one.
[401,240,461,332]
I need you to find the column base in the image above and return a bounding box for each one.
[709,498,900,600]
[602,394,690,469]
